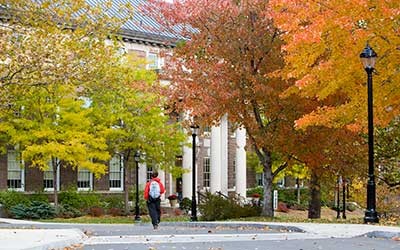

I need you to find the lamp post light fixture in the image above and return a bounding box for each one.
[360,44,379,223]
[134,151,141,221]
[190,124,200,221]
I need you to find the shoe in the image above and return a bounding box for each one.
[153,224,158,230]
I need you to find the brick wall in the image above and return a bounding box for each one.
[60,165,77,190]
[0,154,7,189]
[25,166,43,192]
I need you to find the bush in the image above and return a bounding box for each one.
[108,207,122,216]
[80,192,102,210]
[10,201,55,219]
[56,204,82,218]
[179,197,192,214]
[130,186,147,215]
[199,192,260,221]
[58,189,83,209]
[102,195,124,210]
[28,192,49,204]
[0,191,30,210]
[88,207,104,217]
[59,189,102,211]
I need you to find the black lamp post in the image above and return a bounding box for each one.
[134,151,141,221]
[360,44,379,223]
[190,124,199,221]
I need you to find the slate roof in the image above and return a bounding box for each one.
[87,0,179,48]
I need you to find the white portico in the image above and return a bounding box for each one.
[181,116,247,199]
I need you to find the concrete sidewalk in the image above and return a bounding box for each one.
[0,218,399,249]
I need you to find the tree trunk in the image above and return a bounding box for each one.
[52,157,58,208]
[308,170,321,219]
[261,151,274,217]
[296,178,301,204]
[124,150,131,214]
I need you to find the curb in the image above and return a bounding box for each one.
[159,221,305,233]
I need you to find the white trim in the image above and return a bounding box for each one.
[109,154,124,192]
[44,160,60,192]
[7,149,24,192]
[77,168,93,191]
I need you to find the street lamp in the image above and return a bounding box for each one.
[360,44,379,223]
[134,151,141,221]
[190,124,199,221]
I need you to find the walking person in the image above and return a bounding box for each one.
[144,171,165,230]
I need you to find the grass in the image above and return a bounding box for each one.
[40,214,191,224]
[38,207,399,226]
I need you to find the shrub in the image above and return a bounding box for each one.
[199,192,260,221]
[56,204,82,218]
[80,192,102,210]
[58,189,83,210]
[102,195,124,210]
[28,192,49,204]
[277,202,289,213]
[179,197,192,214]
[88,207,104,217]
[0,191,30,210]
[10,201,56,219]
[59,189,102,212]
[130,186,147,215]
[108,207,122,216]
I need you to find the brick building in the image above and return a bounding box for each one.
[0,0,259,202]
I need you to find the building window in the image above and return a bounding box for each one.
[43,160,59,191]
[78,168,92,191]
[146,165,154,182]
[109,154,123,191]
[203,157,210,188]
[256,173,263,186]
[276,178,285,188]
[202,126,211,137]
[7,149,24,191]
[147,52,159,70]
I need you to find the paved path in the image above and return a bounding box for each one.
[0,218,399,249]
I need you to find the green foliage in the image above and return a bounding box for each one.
[129,186,147,214]
[10,201,55,219]
[179,197,192,213]
[58,189,83,210]
[58,189,102,211]
[246,186,264,197]
[0,191,30,210]
[102,195,124,210]
[28,192,49,204]
[199,192,260,221]
[56,204,82,219]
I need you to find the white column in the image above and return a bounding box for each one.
[220,114,228,196]
[182,135,192,198]
[210,124,221,193]
[235,127,247,198]
[138,162,147,187]
[158,170,166,201]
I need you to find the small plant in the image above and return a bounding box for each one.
[168,194,178,200]
[0,191,30,210]
[108,207,122,217]
[56,204,82,218]
[10,201,56,219]
[88,207,104,217]
[251,193,261,198]
[179,197,192,213]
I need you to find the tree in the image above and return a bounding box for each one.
[146,0,310,216]
[375,117,400,188]
[270,0,400,130]
[88,56,186,213]
[0,0,185,211]
[0,0,133,205]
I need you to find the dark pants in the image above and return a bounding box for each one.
[147,197,161,226]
